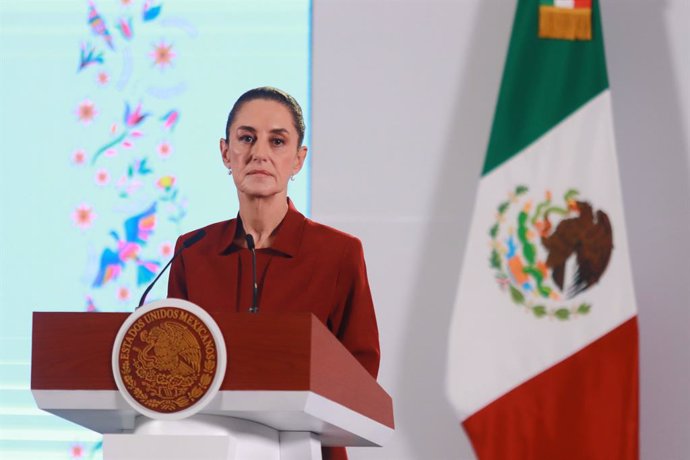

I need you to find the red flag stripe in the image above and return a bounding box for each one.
[463,317,638,460]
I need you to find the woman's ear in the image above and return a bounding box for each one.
[220,138,231,168]
[293,145,308,174]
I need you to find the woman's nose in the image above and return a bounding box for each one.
[251,140,269,161]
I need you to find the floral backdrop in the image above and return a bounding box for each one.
[72,1,192,314]
[0,1,310,458]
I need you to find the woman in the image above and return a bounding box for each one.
[168,87,380,460]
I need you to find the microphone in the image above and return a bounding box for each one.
[137,229,207,308]
[245,234,259,313]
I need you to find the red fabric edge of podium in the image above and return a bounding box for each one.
[31,311,393,428]
[462,317,638,460]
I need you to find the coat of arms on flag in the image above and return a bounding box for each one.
[539,0,592,41]
[490,185,613,321]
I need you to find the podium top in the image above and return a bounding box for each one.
[32,311,393,430]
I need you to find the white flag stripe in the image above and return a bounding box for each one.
[555,0,575,8]
[447,90,637,419]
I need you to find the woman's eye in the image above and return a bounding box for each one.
[272,138,284,146]
[240,135,254,143]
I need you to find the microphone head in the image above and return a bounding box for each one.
[183,229,206,248]
[245,233,255,250]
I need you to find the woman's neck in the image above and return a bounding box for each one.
[237,194,289,249]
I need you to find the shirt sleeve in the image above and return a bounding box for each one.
[167,236,188,299]
[332,237,381,378]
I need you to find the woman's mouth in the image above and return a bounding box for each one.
[248,170,271,176]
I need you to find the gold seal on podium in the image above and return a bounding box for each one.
[112,299,227,419]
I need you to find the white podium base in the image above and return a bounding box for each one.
[103,414,323,460]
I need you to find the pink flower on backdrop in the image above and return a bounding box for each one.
[72,149,86,165]
[72,204,96,229]
[76,99,97,124]
[157,141,172,158]
[124,102,149,128]
[70,443,83,458]
[150,41,175,69]
[160,110,179,130]
[117,286,130,302]
[95,168,110,186]
[105,148,118,158]
[160,241,173,258]
[122,140,133,149]
[117,17,134,40]
[97,71,109,86]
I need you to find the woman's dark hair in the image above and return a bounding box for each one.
[225,87,305,146]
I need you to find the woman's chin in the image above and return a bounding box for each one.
[239,186,285,200]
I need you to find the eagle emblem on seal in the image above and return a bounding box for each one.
[139,322,202,378]
[489,186,613,320]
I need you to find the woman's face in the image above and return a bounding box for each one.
[221,99,307,200]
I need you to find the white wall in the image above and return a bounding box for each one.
[312,0,690,459]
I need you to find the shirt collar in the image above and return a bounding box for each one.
[217,198,305,257]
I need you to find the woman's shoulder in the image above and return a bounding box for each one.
[302,218,368,276]
[303,218,363,250]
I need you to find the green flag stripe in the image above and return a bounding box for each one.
[482,0,608,176]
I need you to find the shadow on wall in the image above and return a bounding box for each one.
[602,0,690,458]
[395,2,515,460]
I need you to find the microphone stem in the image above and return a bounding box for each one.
[244,233,259,313]
[249,246,258,313]
[137,248,179,308]
[136,229,206,309]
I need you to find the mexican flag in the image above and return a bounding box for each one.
[446,0,638,458]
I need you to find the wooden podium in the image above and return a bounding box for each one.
[31,310,394,460]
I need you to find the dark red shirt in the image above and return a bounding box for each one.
[167,200,380,460]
